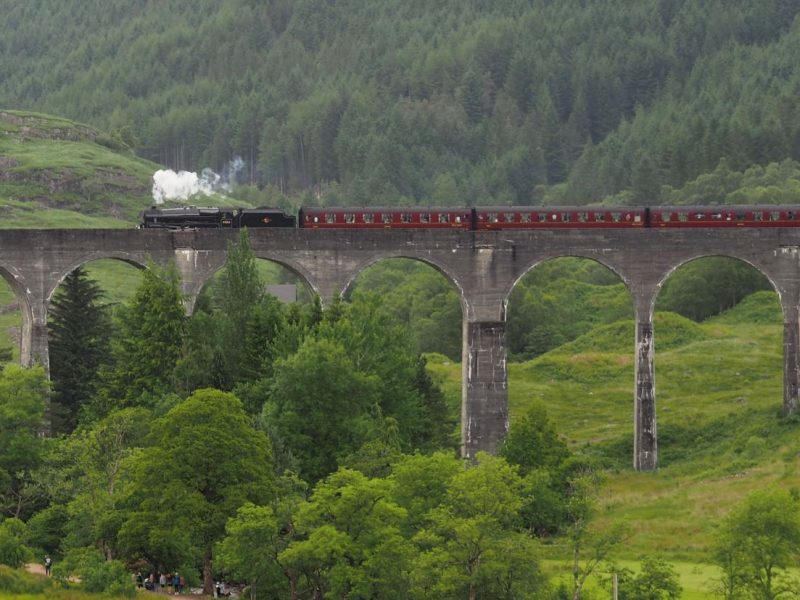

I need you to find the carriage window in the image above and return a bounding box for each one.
[789,211,795,220]
[561,213,571,222]
[771,211,780,221]
[660,213,671,222]
[401,213,412,224]
[711,212,723,220]
[455,215,462,223]
[577,212,588,223]
[736,212,746,220]
[595,213,605,222]
[504,213,515,223]
[521,213,531,223]
[539,213,548,222]
[382,213,392,224]
[325,213,335,224]
[439,213,450,224]
[633,214,642,222]
[611,213,621,223]
[344,213,355,224]
[488,213,499,223]
[420,213,431,223]
[362,213,374,224]
[312,216,319,223]
[753,211,763,221]
[678,213,688,222]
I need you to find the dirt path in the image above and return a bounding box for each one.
[24,563,46,576]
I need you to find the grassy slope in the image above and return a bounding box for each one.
[0,110,160,226]
[428,291,793,597]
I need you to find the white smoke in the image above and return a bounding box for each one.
[151,157,248,204]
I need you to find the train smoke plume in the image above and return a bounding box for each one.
[151,157,247,204]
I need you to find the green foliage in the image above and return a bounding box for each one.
[266,337,382,483]
[25,504,68,557]
[281,469,413,599]
[657,258,773,322]
[56,547,135,597]
[318,294,455,454]
[616,557,682,600]
[214,229,264,386]
[712,488,800,600]
[119,389,274,593]
[507,259,633,361]
[48,266,111,434]
[99,262,186,411]
[0,518,31,568]
[0,564,54,594]
[410,453,548,599]
[217,501,294,599]
[0,365,49,519]
[350,260,461,361]
[710,290,782,325]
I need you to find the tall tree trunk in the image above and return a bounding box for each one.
[203,548,214,595]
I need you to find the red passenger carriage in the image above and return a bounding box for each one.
[473,207,646,229]
[650,206,800,227]
[299,207,473,229]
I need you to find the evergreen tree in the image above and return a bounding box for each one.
[215,229,263,387]
[48,266,110,434]
[100,262,186,410]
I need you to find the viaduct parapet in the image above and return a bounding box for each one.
[2,227,800,470]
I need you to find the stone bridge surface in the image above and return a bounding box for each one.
[3,227,800,470]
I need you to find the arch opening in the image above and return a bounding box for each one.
[505,256,636,461]
[346,257,465,444]
[654,255,782,469]
[46,258,144,434]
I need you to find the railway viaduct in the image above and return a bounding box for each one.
[2,226,800,470]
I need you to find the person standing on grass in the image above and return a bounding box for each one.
[44,555,52,576]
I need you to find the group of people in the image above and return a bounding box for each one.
[135,571,185,594]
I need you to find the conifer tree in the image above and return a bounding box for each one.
[48,266,110,434]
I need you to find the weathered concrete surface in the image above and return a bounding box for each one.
[2,226,800,469]
[462,321,508,460]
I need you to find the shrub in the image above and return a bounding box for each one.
[56,547,135,598]
[0,518,32,568]
[0,564,54,594]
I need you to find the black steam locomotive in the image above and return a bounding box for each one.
[139,206,296,229]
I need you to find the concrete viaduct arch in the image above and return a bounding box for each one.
[1,226,799,471]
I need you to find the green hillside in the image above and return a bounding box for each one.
[0,110,160,227]
[429,290,791,565]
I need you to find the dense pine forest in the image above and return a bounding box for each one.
[3,0,800,207]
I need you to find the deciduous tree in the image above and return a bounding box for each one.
[119,389,274,595]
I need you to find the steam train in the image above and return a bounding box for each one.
[139,205,800,230]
